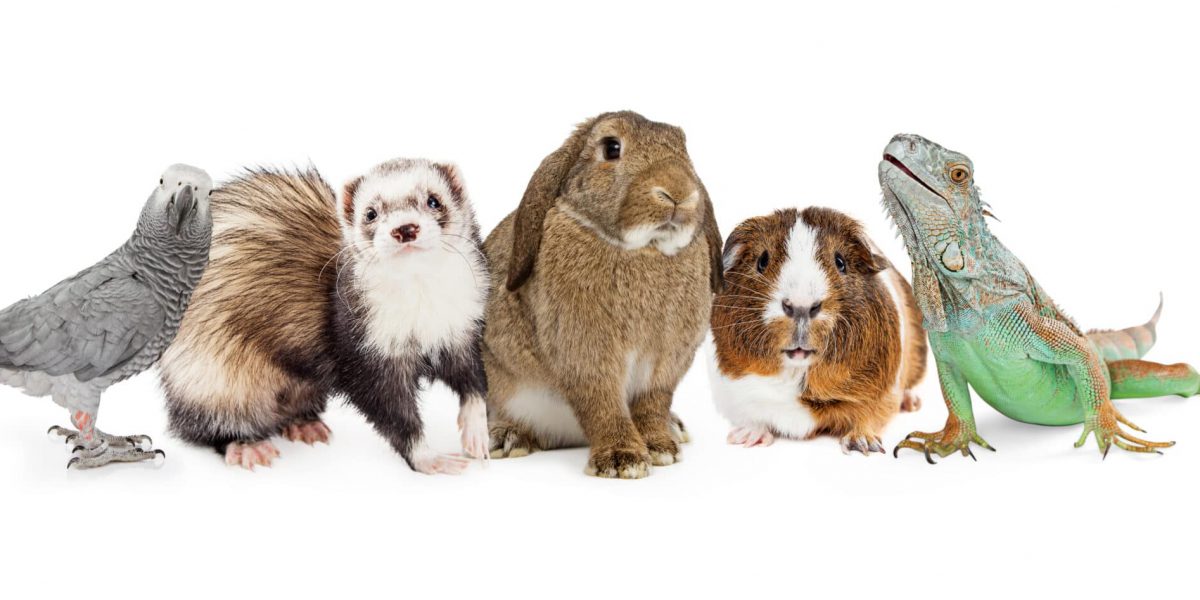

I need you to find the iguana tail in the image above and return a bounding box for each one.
[1087,293,1162,362]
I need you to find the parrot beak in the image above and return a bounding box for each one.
[172,185,194,235]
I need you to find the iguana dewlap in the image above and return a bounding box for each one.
[878,134,1199,461]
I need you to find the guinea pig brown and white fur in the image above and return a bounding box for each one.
[708,207,926,453]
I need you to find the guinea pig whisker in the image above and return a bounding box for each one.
[722,280,774,301]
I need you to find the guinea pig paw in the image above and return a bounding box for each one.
[900,391,922,413]
[840,435,885,456]
[584,448,651,479]
[727,426,775,448]
[224,440,281,471]
[283,419,332,445]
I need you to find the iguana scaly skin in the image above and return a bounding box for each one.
[878,134,1200,461]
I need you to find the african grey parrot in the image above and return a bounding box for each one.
[0,164,213,469]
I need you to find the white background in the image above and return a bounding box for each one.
[2,1,1197,597]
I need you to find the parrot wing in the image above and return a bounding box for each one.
[0,266,164,382]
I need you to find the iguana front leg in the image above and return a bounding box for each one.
[1013,302,1174,457]
[894,360,995,463]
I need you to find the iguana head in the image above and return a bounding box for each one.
[878,134,990,332]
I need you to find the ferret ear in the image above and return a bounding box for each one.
[507,115,602,291]
[433,162,466,202]
[342,175,363,224]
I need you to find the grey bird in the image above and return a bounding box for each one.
[0,164,213,469]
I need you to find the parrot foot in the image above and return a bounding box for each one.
[893,425,995,464]
[49,425,153,450]
[727,425,775,448]
[66,439,165,470]
[1075,402,1174,458]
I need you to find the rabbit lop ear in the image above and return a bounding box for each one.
[700,183,725,293]
[507,117,599,291]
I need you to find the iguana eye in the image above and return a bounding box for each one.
[949,165,971,184]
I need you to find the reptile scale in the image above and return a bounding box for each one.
[879,134,1200,461]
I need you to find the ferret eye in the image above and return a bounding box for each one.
[602,137,622,161]
[756,250,770,274]
[834,253,847,274]
[949,165,971,184]
[427,195,442,210]
[365,208,378,223]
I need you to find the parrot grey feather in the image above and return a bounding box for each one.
[0,163,214,469]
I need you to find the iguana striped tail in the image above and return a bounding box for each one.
[1087,294,1162,362]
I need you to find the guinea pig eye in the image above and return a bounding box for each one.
[756,251,770,274]
[365,208,378,223]
[427,195,442,210]
[949,165,971,184]
[601,137,622,161]
[834,253,847,274]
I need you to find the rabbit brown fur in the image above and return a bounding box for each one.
[482,111,722,478]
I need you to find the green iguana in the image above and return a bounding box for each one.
[878,134,1199,461]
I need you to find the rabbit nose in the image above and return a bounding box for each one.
[392,224,420,243]
[782,300,822,320]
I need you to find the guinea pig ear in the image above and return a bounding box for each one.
[433,162,466,202]
[341,175,364,225]
[700,183,725,293]
[850,230,890,274]
[507,116,600,291]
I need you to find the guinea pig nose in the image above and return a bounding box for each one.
[781,299,795,318]
[809,302,822,318]
[392,224,420,243]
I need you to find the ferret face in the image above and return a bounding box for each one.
[341,159,475,263]
[713,208,886,377]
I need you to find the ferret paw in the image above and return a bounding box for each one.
[900,390,922,412]
[411,450,472,476]
[585,446,651,479]
[457,396,489,460]
[283,419,331,445]
[727,426,775,448]
[225,440,280,471]
[840,434,885,456]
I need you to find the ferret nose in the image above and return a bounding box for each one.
[782,300,822,320]
[392,224,420,243]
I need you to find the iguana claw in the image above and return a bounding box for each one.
[1074,403,1173,457]
[894,427,995,463]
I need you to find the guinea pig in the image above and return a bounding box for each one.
[708,207,926,454]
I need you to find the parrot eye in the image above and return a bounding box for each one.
[365,208,378,223]
[160,179,164,185]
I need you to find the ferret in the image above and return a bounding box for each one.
[708,207,926,453]
[158,159,491,473]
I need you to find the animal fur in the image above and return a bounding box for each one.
[158,161,490,471]
[710,207,927,452]
[482,111,722,478]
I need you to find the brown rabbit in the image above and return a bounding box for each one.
[482,111,722,478]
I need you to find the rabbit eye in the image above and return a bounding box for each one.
[756,251,770,273]
[602,137,622,161]
[834,253,847,274]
